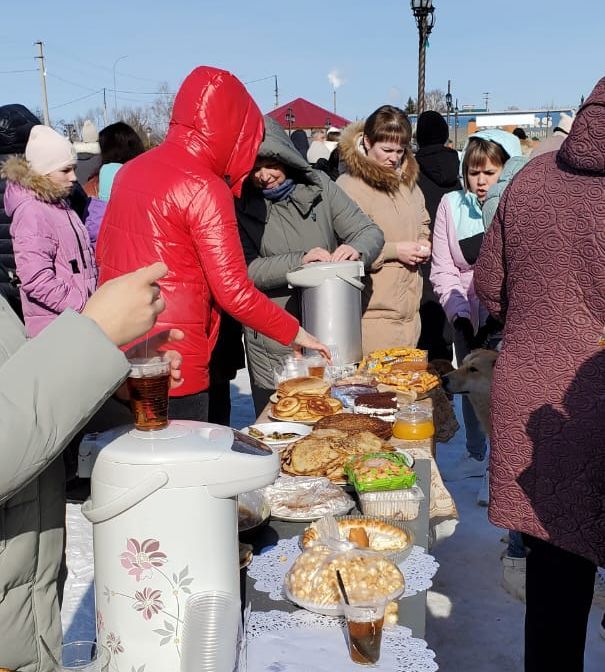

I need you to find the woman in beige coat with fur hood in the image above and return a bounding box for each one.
[337,105,431,354]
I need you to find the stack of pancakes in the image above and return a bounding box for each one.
[281,428,392,482]
[272,376,342,422]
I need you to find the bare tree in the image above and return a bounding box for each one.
[424,89,447,113]
[149,82,175,139]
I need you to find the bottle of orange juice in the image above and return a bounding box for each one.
[392,404,435,440]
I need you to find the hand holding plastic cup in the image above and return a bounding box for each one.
[127,354,170,431]
[342,599,386,665]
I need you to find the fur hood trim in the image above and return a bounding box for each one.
[338,121,419,194]
[0,155,70,202]
[73,140,100,154]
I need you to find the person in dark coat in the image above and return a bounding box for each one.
[0,104,40,319]
[475,76,605,672]
[415,110,461,361]
[289,129,309,160]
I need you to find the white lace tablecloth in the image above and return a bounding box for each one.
[247,537,439,602]
[244,610,438,671]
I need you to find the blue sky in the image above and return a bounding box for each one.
[1,0,603,125]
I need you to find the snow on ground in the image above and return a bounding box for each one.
[63,368,604,670]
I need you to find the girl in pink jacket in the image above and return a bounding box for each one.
[1,125,97,337]
[430,130,521,487]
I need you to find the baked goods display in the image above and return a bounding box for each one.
[354,392,398,421]
[284,544,405,610]
[264,476,354,520]
[330,383,377,409]
[359,347,428,373]
[302,516,411,553]
[374,369,440,396]
[280,429,392,482]
[276,376,331,399]
[271,394,343,422]
[314,412,393,440]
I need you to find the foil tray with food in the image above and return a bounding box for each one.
[264,475,355,522]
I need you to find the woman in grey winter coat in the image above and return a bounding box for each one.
[0,262,181,672]
[236,117,384,414]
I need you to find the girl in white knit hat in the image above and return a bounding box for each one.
[0,125,97,337]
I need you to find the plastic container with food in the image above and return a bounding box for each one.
[301,514,414,564]
[392,403,435,440]
[329,383,377,409]
[284,542,405,616]
[358,485,425,521]
[344,452,416,492]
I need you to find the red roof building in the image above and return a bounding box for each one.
[267,98,351,132]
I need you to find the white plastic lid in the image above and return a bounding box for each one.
[286,260,364,288]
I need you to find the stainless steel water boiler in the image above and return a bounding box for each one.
[286,260,365,364]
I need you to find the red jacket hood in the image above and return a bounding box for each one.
[558,76,605,175]
[166,66,263,197]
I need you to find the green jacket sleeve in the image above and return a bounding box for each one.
[0,308,130,505]
[239,222,306,291]
[324,176,385,268]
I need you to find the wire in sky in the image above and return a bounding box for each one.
[0,68,37,74]
[47,72,101,93]
[50,90,103,111]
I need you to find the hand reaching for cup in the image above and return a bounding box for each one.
[290,327,332,363]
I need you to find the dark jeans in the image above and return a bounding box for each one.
[251,384,274,418]
[524,534,596,672]
[207,381,232,426]
[169,391,209,422]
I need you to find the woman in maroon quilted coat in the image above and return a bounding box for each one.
[475,77,605,671]
[97,66,328,420]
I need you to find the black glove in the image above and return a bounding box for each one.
[472,316,504,350]
[453,316,475,348]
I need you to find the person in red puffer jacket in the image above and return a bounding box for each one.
[97,66,328,421]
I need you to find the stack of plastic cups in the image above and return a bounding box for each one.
[180,591,242,672]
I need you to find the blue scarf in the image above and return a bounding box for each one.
[262,178,296,202]
[446,190,484,242]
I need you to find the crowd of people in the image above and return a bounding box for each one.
[0,66,603,671]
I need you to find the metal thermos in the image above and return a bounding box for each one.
[286,261,365,364]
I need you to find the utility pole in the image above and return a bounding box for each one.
[103,88,109,126]
[34,41,50,126]
[274,75,279,109]
[483,91,490,111]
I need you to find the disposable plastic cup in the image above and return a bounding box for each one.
[127,355,170,430]
[180,591,241,672]
[61,641,109,671]
[305,355,326,379]
[342,600,386,666]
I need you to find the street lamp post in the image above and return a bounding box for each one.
[285,107,295,137]
[454,99,459,149]
[112,55,128,121]
[445,79,453,136]
[410,0,435,116]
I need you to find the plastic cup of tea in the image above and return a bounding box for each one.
[342,599,386,665]
[61,641,109,671]
[305,355,326,379]
[127,354,170,431]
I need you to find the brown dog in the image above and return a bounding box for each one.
[441,349,498,436]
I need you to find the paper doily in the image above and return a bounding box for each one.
[248,537,438,601]
[244,610,438,672]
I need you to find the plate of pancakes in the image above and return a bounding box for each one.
[270,376,343,423]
